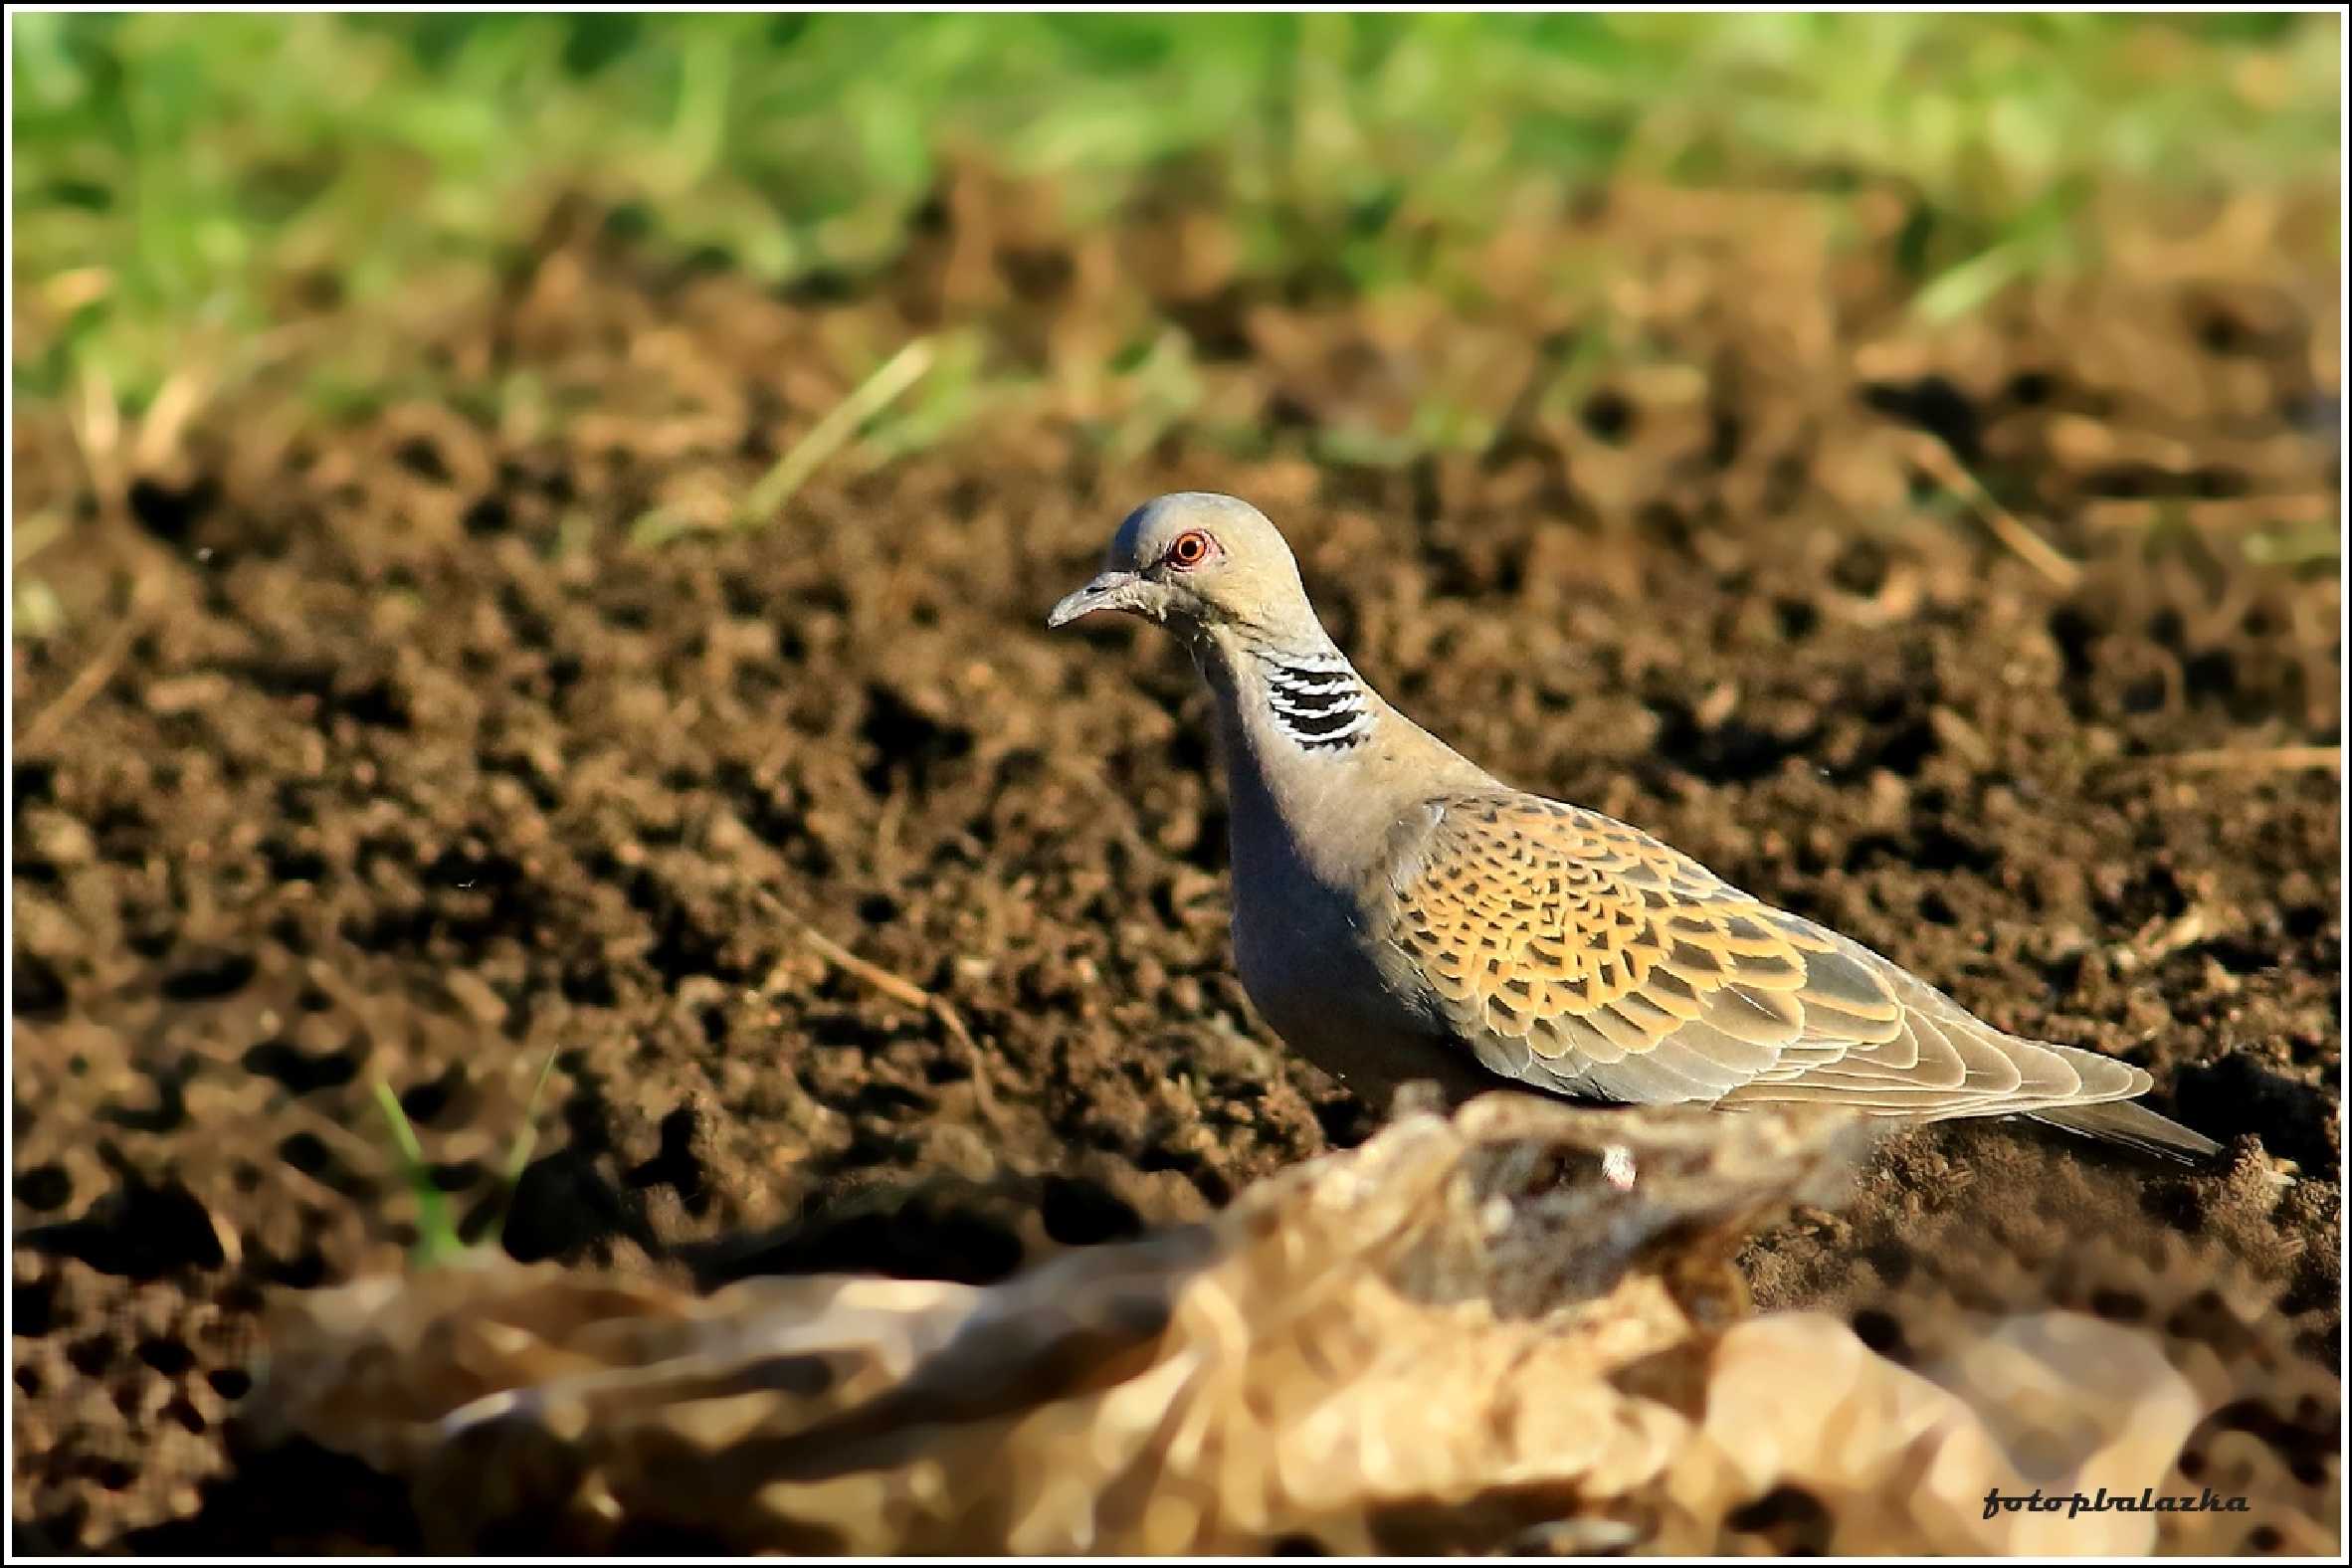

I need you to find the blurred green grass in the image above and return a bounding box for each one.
[11,11,2341,417]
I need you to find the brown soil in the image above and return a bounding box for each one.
[11,178,2341,1552]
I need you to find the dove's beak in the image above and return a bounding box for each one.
[1047,570,1152,629]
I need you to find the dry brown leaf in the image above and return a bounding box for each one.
[244,1094,2336,1554]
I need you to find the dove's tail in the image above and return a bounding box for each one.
[2029,1099,2222,1163]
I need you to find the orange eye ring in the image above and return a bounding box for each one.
[1166,530,1211,569]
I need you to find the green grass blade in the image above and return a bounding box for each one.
[371,1078,463,1270]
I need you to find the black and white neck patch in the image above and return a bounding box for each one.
[1256,650,1373,751]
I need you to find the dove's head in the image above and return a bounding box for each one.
[1047,492,1318,647]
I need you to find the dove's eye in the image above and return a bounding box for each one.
[1165,530,1213,570]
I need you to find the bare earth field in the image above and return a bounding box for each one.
[11,181,2341,1550]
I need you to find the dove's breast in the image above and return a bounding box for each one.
[1226,789,1491,1108]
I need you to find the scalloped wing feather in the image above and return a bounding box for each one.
[1378,793,2157,1126]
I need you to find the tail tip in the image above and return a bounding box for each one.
[2028,1099,2223,1164]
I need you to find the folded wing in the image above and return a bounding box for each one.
[1378,793,2211,1158]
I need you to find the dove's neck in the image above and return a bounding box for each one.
[1193,619,1486,887]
